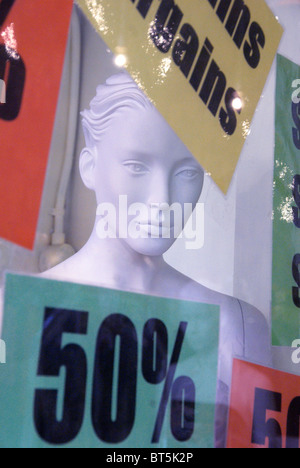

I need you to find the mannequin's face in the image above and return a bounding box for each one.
[87,105,204,256]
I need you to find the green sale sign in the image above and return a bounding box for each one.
[0,274,220,448]
[272,54,300,346]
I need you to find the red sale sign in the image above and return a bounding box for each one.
[227,359,300,449]
[0,0,73,249]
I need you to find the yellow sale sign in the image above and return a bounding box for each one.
[77,0,283,192]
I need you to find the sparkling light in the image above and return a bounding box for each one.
[114,54,127,68]
[232,97,243,112]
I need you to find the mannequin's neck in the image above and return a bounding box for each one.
[78,225,166,293]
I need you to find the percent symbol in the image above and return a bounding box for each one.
[142,320,196,444]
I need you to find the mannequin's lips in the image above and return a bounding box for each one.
[136,222,174,238]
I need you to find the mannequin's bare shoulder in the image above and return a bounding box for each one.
[41,253,91,285]
[169,264,268,320]
[165,265,271,363]
[160,264,237,306]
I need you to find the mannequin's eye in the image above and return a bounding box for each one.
[176,169,200,180]
[123,162,149,175]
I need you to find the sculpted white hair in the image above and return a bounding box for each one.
[81,73,153,148]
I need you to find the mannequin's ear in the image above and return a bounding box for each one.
[79,147,97,191]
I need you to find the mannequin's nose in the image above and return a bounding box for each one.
[146,172,173,226]
[150,202,171,224]
[146,173,170,207]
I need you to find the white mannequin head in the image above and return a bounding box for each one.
[79,73,204,257]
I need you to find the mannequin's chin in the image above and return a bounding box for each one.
[123,237,177,257]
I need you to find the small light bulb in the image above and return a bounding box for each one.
[114,53,127,68]
[232,97,243,112]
